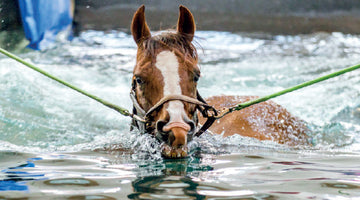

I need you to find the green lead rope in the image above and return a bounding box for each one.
[0,47,132,117]
[0,47,360,121]
[215,63,360,118]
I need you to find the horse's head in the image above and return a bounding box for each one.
[131,5,202,158]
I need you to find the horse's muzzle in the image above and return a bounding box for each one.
[162,142,189,158]
[156,120,195,158]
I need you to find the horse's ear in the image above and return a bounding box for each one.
[177,5,195,41]
[131,5,151,46]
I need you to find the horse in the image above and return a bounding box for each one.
[130,5,309,158]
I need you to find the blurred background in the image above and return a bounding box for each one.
[2,0,360,50]
[1,1,360,199]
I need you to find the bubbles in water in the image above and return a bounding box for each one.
[1,30,360,154]
[309,122,355,149]
[130,132,163,161]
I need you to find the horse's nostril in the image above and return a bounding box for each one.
[183,119,196,135]
[156,120,168,134]
[188,120,196,133]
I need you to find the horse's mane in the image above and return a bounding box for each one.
[142,31,198,61]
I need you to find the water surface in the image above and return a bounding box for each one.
[1,31,360,199]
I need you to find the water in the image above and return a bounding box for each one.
[1,30,360,199]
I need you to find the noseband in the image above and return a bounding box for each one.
[130,89,217,137]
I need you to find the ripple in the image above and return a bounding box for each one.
[1,30,360,200]
[321,182,360,189]
[44,178,99,186]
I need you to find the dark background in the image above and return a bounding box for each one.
[2,0,360,34]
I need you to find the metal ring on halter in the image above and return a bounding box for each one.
[194,105,218,137]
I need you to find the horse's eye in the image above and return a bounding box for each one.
[193,74,200,82]
[135,77,143,85]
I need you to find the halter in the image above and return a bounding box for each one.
[130,89,217,137]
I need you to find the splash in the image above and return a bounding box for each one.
[1,30,360,155]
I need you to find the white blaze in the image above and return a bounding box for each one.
[155,51,186,125]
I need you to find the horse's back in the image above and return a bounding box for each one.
[201,95,310,145]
